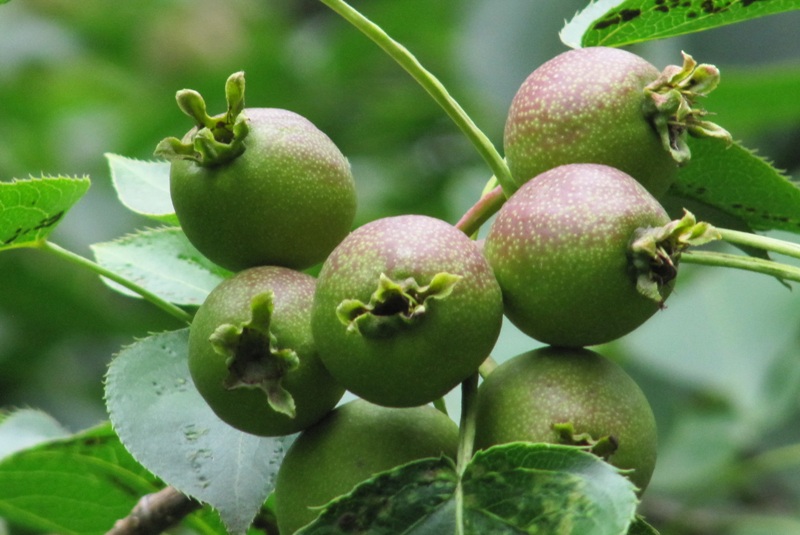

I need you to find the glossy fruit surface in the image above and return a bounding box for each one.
[188,266,343,436]
[474,346,658,493]
[311,215,503,407]
[274,399,459,534]
[484,163,672,348]
[504,46,676,198]
[169,107,356,272]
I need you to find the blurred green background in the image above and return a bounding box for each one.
[1,1,800,534]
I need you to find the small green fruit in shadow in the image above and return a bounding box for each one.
[474,346,658,493]
[274,399,459,534]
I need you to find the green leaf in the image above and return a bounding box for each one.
[0,176,90,250]
[0,422,159,535]
[299,457,458,535]
[105,329,292,535]
[561,0,800,48]
[0,419,224,535]
[751,345,800,437]
[0,409,69,460]
[652,409,741,493]
[669,137,800,233]
[300,443,638,535]
[628,517,660,535]
[704,64,800,138]
[91,227,229,306]
[462,444,639,534]
[105,153,178,224]
[729,515,800,535]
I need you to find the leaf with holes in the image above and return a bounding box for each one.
[0,176,90,251]
[299,443,639,535]
[669,137,800,233]
[561,0,800,48]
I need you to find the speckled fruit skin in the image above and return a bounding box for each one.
[484,163,671,348]
[274,399,459,535]
[474,347,658,493]
[504,46,676,198]
[189,266,344,437]
[170,108,356,272]
[311,215,504,407]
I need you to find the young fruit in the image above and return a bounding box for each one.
[156,72,356,272]
[188,266,344,437]
[474,346,658,493]
[311,214,503,407]
[274,399,459,534]
[504,47,729,198]
[484,163,676,348]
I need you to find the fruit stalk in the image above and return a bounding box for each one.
[455,185,506,237]
[478,356,498,378]
[717,227,800,261]
[320,0,516,195]
[680,250,800,283]
[455,371,479,535]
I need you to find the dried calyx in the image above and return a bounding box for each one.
[155,71,250,166]
[630,210,721,303]
[553,422,619,461]
[209,291,300,418]
[644,52,732,164]
[336,272,462,338]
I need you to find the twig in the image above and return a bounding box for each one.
[106,486,202,535]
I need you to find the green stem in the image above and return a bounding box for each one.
[455,185,506,238]
[716,442,800,491]
[741,442,800,479]
[478,356,498,379]
[680,250,800,283]
[319,0,515,196]
[456,372,479,476]
[718,228,800,260]
[40,241,193,324]
[455,372,479,535]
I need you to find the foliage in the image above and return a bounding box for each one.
[561,0,800,48]
[1,1,799,534]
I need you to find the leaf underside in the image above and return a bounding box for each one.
[105,329,291,534]
[91,226,230,306]
[106,153,178,224]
